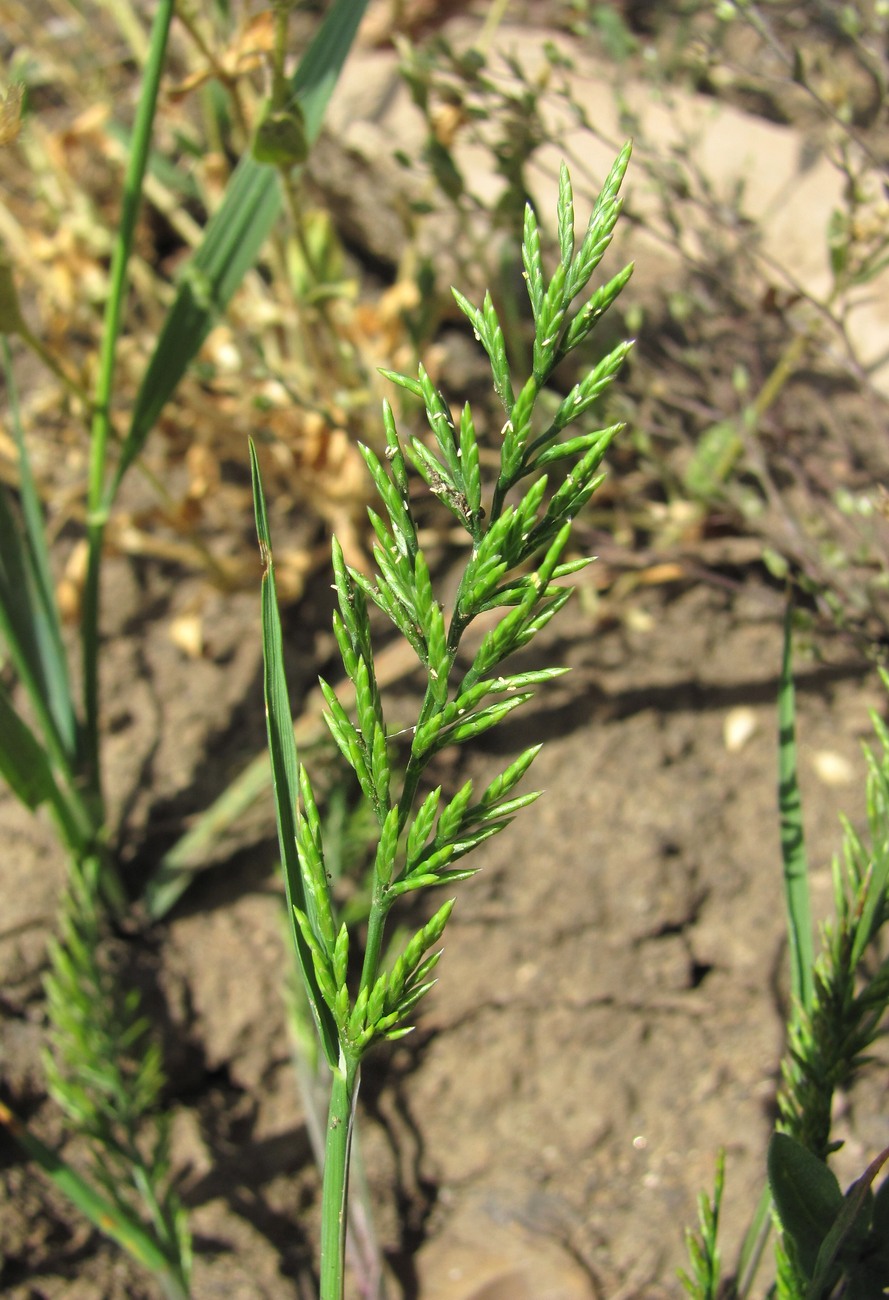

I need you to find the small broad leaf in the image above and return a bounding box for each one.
[809,1146,889,1300]
[769,1132,843,1280]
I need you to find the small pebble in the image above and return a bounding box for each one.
[811,750,855,787]
[724,706,757,752]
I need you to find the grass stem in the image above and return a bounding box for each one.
[320,1058,359,1300]
[82,0,175,812]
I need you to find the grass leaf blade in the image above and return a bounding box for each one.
[0,1100,186,1292]
[116,0,370,499]
[778,600,815,1015]
[250,440,340,1070]
[1,340,77,757]
[0,682,61,812]
[115,159,280,493]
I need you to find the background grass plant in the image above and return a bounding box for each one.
[681,610,889,1299]
[41,858,191,1300]
[620,1,889,647]
[0,1,371,1290]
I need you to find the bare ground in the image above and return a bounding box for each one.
[1,540,884,1298]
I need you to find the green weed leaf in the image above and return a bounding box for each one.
[769,1132,843,1280]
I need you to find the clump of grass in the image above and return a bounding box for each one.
[42,860,192,1300]
[0,1,372,1291]
[253,146,634,1298]
[681,609,889,1300]
[768,629,889,1298]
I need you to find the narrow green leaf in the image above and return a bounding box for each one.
[778,602,815,1016]
[250,440,339,1070]
[0,685,58,811]
[871,1170,889,1237]
[87,0,175,760]
[119,0,371,496]
[0,481,75,777]
[0,1101,183,1285]
[1,340,77,758]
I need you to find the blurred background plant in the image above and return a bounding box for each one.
[2,0,393,606]
[554,0,889,649]
[322,0,889,658]
[4,0,888,687]
[680,626,889,1300]
[1,0,382,1289]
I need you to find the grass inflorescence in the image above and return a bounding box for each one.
[253,146,634,1298]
